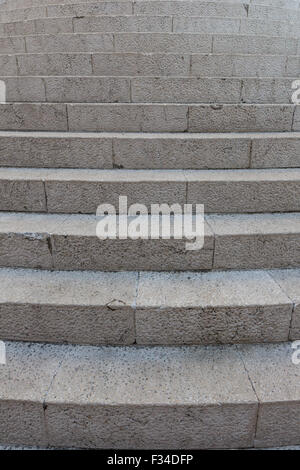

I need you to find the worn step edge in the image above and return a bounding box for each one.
[1,52,300,78]
[1,75,300,105]
[0,130,299,170]
[0,340,298,448]
[0,102,299,133]
[1,167,300,214]
[0,267,298,345]
[0,211,300,271]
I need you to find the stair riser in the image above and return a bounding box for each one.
[1,133,300,169]
[0,103,299,133]
[1,34,298,55]
[0,221,300,272]
[0,267,296,346]
[2,1,300,23]
[1,76,299,104]
[2,18,300,37]
[1,53,299,78]
[1,0,298,11]
[1,174,300,214]
[0,340,298,449]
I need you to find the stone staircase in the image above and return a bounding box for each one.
[0,0,299,449]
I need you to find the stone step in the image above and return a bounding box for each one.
[1,52,300,78]
[1,211,300,271]
[0,0,299,13]
[1,130,299,170]
[0,340,298,448]
[0,267,298,345]
[1,76,300,104]
[2,16,300,38]
[1,167,300,214]
[1,1,300,24]
[0,102,298,132]
[1,32,298,55]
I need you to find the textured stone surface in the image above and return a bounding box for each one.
[208,212,300,270]
[238,343,300,448]
[0,269,137,345]
[0,212,214,271]
[269,269,300,340]
[0,131,113,168]
[0,104,68,132]
[45,344,257,449]
[0,341,63,446]
[67,103,188,132]
[73,16,172,33]
[136,270,292,345]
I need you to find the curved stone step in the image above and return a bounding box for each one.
[2,15,300,38]
[0,102,298,132]
[1,76,299,104]
[1,131,299,170]
[0,267,296,345]
[0,52,298,78]
[0,340,299,448]
[1,167,300,214]
[1,1,300,23]
[0,211,300,271]
[1,32,298,55]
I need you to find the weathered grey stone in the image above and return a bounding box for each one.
[186,168,300,213]
[131,77,241,103]
[0,341,63,446]
[114,33,212,53]
[248,4,300,20]
[0,103,68,131]
[67,103,188,132]
[0,5,46,22]
[25,33,114,53]
[92,52,190,76]
[51,215,214,272]
[73,15,172,33]
[213,35,298,55]
[191,54,287,78]
[134,0,248,17]
[269,269,300,340]
[3,19,36,36]
[34,17,74,34]
[174,17,240,34]
[188,104,295,132]
[251,134,300,168]
[43,169,187,213]
[136,270,292,345]
[45,344,257,448]
[0,131,113,168]
[47,1,132,17]
[0,268,137,345]
[0,36,25,54]
[0,213,53,269]
[17,53,93,76]
[0,213,213,271]
[208,212,300,270]
[45,76,130,103]
[113,133,251,169]
[2,76,46,102]
[238,343,300,448]
[0,171,46,211]
[0,54,17,75]
[241,79,294,104]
